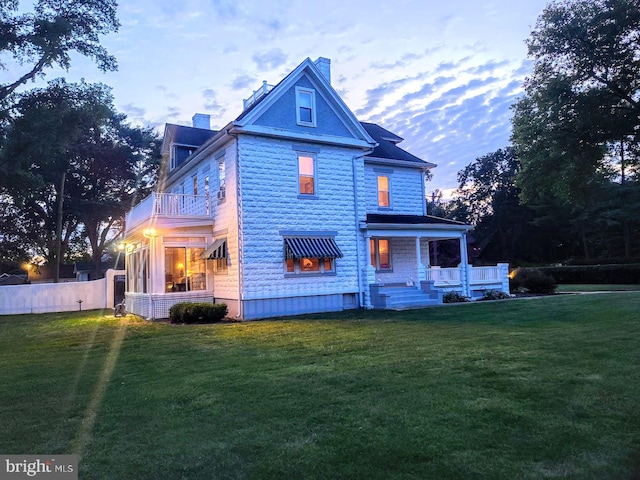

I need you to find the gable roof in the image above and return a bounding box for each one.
[361,122,436,168]
[161,124,219,154]
[232,57,376,149]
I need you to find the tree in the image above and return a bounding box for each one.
[453,147,545,263]
[512,0,640,260]
[0,0,119,102]
[0,79,160,278]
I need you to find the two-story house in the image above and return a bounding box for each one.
[121,57,509,320]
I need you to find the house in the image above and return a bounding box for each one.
[27,264,76,284]
[0,273,29,286]
[121,57,509,320]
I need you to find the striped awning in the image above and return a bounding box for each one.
[284,237,343,259]
[201,238,227,259]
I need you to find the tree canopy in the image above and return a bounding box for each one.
[512,0,640,204]
[0,0,119,102]
[0,79,160,277]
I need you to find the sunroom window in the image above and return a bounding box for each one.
[165,246,206,292]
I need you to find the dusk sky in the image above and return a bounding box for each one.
[3,0,551,197]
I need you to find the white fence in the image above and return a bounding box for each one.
[0,269,125,315]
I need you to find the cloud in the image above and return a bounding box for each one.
[252,48,287,70]
[210,0,240,20]
[231,74,255,90]
[201,88,226,116]
[120,103,146,118]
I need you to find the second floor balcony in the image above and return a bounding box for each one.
[125,192,212,233]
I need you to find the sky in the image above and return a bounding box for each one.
[3,0,551,198]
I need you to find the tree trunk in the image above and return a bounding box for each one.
[53,172,66,283]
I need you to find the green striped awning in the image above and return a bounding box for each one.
[284,237,343,259]
[201,238,227,260]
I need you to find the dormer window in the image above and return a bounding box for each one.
[296,87,316,127]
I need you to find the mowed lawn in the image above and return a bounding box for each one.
[1,294,640,479]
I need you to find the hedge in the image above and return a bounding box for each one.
[169,302,228,324]
[538,264,640,285]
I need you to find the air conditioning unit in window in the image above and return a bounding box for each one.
[217,189,226,200]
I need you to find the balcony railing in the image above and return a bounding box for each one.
[126,192,210,231]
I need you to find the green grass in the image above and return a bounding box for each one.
[2,295,640,479]
[557,284,640,292]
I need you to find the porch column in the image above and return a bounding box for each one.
[459,233,471,298]
[363,235,376,309]
[415,236,426,284]
[424,239,431,267]
[498,263,510,294]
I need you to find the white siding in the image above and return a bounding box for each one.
[364,163,425,215]
[238,135,363,300]
[210,140,241,316]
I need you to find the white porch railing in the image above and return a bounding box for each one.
[126,192,210,230]
[425,265,503,287]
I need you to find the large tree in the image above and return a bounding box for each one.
[512,0,640,259]
[0,0,119,102]
[0,79,160,278]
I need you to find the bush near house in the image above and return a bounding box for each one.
[539,264,640,285]
[169,302,228,324]
[510,268,557,294]
[443,292,470,303]
[480,290,511,301]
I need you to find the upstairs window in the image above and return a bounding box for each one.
[298,154,316,196]
[218,159,226,190]
[296,87,316,127]
[377,175,390,207]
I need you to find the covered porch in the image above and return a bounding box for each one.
[362,214,510,309]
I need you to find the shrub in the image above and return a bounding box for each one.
[510,268,557,294]
[539,264,640,285]
[443,292,470,303]
[169,302,228,324]
[480,290,511,301]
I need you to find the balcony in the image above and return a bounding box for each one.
[125,192,212,233]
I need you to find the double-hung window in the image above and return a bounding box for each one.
[298,154,316,196]
[296,87,316,126]
[377,175,390,207]
[370,238,392,271]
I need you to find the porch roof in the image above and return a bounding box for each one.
[362,214,471,239]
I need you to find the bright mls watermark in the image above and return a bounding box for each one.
[0,456,77,480]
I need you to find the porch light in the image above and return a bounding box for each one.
[117,242,126,251]
[143,228,158,238]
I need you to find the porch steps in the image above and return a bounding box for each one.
[375,285,441,309]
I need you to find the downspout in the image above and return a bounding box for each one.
[231,131,244,320]
[352,156,363,308]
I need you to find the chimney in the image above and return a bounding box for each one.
[192,113,210,130]
[314,57,331,84]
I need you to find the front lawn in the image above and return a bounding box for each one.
[1,294,640,479]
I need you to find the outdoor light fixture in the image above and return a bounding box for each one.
[143,228,158,238]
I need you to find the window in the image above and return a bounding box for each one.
[283,236,342,275]
[296,87,316,126]
[286,257,334,274]
[164,246,206,292]
[218,159,225,189]
[370,238,392,271]
[377,175,390,207]
[298,154,316,195]
[126,245,149,293]
[204,175,210,214]
[193,175,198,195]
